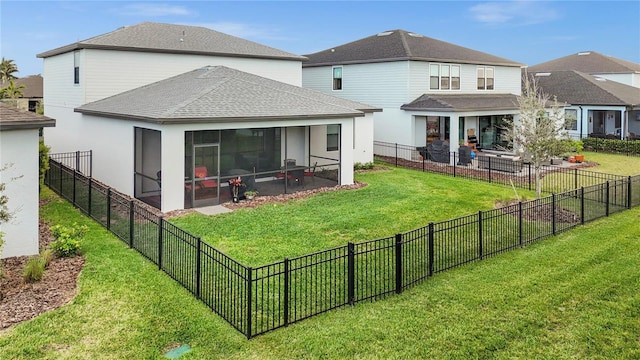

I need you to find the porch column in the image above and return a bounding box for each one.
[340,118,354,185]
[449,115,460,162]
[161,129,185,213]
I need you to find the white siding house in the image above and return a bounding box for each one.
[0,103,55,258]
[302,30,525,153]
[37,23,379,212]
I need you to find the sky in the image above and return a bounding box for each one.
[1,0,639,77]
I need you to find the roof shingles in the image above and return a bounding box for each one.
[0,102,55,130]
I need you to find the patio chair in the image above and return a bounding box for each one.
[194,166,218,190]
[304,162,317,185]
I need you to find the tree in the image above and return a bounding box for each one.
[501,73,572,198]
[0,57,19,85]
[0,79,25,99]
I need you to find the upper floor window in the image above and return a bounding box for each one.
[477,66,494,90]
[332,66,342,90]
[430,64,460,90]
[73,51,80,84]
[565,109,578,130]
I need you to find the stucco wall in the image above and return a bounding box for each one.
[0,128,40,258]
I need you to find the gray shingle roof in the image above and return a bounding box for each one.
[75,66,380,123]
[401,94,520,112]
[303,30,523,68]
[0,102,55,130]
[37,22,305,61]
[14,75,43,98]
[531,70,640,107]
[528,51,640,74]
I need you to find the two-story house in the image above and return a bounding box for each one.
[528,52,640,140]
[37,22,378,213]
[302,30,525,155]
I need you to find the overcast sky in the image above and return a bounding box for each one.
[1,0,639,77]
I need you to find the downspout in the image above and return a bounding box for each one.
[579,106,583,139]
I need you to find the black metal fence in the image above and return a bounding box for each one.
[374,140,626,194]
[45,151,640,339]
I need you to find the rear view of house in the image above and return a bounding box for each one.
[38,22,379,212]
[302,29,525,153]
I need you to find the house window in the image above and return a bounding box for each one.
[327,124,339,151]
[477,66,494,90]
[430,64,460,90]
[565,109,578,130]
[333,66,342,90]
[73,51,80,84]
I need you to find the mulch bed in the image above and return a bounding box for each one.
[0,209,85,330]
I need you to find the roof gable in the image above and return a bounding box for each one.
[528,51,640,74]
[531,70,640,106]
[37,22,305,61]
[303,30,523,67]
[75,66,380,123]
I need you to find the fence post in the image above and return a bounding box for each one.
[246,267,253,339]
[106,188,112,230]
[628,176,632,209]
[59,158,63,193]
[428,222,434,277]
[348,242,355,305]
[606,181,610,216]
[580,187,585,225]
[88,177,93,217]
[518,201,523,247]
[478,211,483,260]
[284,258,290,327]
[552,193,556,235]
[452,152,456,178]
[72,169,77,206]
[488,158,492,184]
[158,217,164,270]
[574,168,578,190]
[196,237,201,298]
[395,234,403,294]
[395,143,398,168]
[89,150,93,178]
[75,150,80,173]
[129,200,134,248]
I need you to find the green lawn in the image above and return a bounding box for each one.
[1,153,638,359]
[171,166,529,266]
[1,187,638,359]
[580,151,640,175]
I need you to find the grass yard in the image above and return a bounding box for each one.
[580,151,640,175]
[170,166,531,266]
[1,187,638,359]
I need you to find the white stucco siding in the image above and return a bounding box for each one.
[0,129,40,258]
[353,113,374,164]
[373,108,413,145]
[303,62,409,108]
[592,73,638,88]
[83,50,302,103]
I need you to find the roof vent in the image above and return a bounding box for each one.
[578,52,591,56]
[407,32,423,37]
[377,31,393,36]
[535,72,551,77]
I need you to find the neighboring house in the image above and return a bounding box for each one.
[14,75,43,113]
[528,51,640,89]
[302,29,525,154]
[528,51,640,139]
[529,70,640,140]
[37,22,378,212]
[0,103,55,258]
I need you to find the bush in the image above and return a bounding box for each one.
[23,256,46,283]
[354,162,375,170]
[582,137,640,155]
[50,223,87,257]
[40,249,54,267]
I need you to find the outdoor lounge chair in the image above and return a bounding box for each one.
[194,166,218,190]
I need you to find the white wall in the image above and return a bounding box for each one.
[353,113,374,164]
[374,108,414,145]
[0,129,40,258]
[303,62,410,108]
[83,50,302,103]
[592,73,638,88]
